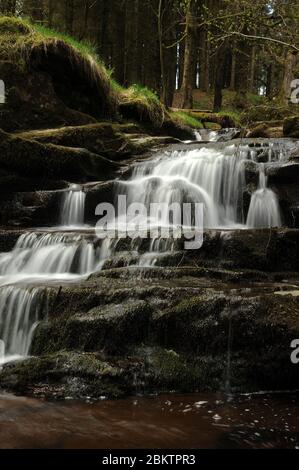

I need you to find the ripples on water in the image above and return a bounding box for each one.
[0,392,298,449]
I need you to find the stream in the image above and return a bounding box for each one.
[0,392,298,449]
[0,137,298,448]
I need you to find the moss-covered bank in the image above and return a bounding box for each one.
[1,265,299,400]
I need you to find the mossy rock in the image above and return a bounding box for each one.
[241,105,292,125]
[247,124,270,138]
[0,129,119,189]
[283,116,299,138]
[118,85,165,128]
[0,351,131,399]
[32,300,153,356]
[17,123,157,161]
[0,17,117,131]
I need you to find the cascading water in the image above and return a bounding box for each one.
[246,164,282,228]
[60,184,86,227]
[0,139,287,363]
[0,232,101,286]
[117,142,283,230]
[194,129,218,142]
[0,231,105,364]
[111,141,284,266]
[0,287,46,365]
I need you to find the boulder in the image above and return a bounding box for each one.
[0,129,120,191]
[283,116,299,138]
[0,17,117,132]
[267,162,299,185]
[1,265,299,398]
[18,124,181,161]
[247,124,270,138]
[0,190,63,227]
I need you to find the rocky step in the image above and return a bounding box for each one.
[1,277,299,400]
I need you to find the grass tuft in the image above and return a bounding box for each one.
[33,25,99,61]
[0,16,32,35]
[119,84,165,127]
[170,111,203,129]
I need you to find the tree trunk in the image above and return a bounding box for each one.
[229,51,236,90]
[0,0,17,14]
[281,50,298,105]
[179,0,197,109]
[213,44,227,112]
[124,0,141,85]
[249,46,256,92]
[65,0,74,35]
[158,0,166,104]
[48,0,55,28]
[199,27,210,91]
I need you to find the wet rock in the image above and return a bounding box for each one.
[0,190,63,227]
[267,162,299,184]
[271,183,299,228]
[32,300,153,356]
[0,352,133,400]
[243,160,259,186]
[247,124,270,138]
[283,116,299,138]
[0,129,120,190]
[247,122,284,139]
[17,123,156,162]
[158,118,195,141]
[85,181,115,224]
[1,275,299,398]
[186,229,299,272]
[0,229,23,252]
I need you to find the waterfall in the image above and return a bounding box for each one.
[60,185,86,227]
[0,232,100,284]
[109,141,285,266]
[0,139,286,363]
[0,287,46,365]
[117,143,283,231]
[246,165,282,229]
[194,129,218,142]
[0,231,102,364]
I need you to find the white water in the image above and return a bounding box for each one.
[194,129,218,142]
[0,231,105,364]
[0,140,286,363]
[60,185,86,227]
[0,179,117,363]
[117,143,283,230]
[0,232,101,286]
[0,287,45,365]
[246,165,282,228]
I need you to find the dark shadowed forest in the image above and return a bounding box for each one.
[1,0,298,111]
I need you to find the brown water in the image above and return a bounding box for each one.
[0,392,298,449]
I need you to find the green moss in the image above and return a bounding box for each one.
[241,104,293,125]
[218,110,241,126]
[0,17,191,132]
[33,24,98,60]
[119,84,165,127]
[170,110,203,129]
[0,16,32,35]
[0,129,118,182]
[145,347,224,392]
